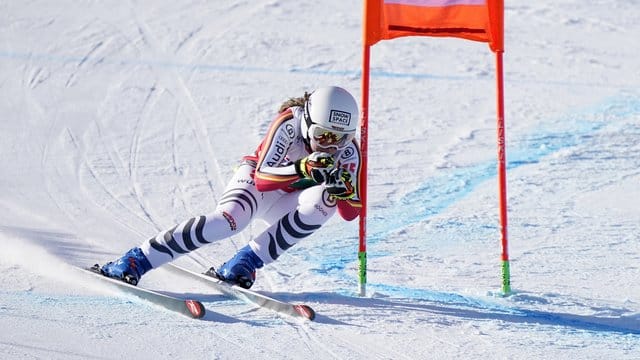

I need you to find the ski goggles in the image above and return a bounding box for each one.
[308,124,355,149]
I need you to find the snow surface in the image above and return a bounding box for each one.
[1,0,639,359]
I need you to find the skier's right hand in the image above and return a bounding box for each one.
[295,152,335,183]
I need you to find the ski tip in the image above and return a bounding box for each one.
[293,304,316,321]
[185,299,206,319]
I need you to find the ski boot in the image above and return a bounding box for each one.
[205,245,264,289]
[100,247,152,286]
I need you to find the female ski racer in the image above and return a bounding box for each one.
[99,86,362,289]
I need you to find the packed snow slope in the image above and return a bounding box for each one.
[1,1,639,359]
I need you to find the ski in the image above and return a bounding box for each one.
[83,265,206,319]
[167,264,316,321]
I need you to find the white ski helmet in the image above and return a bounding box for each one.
[302,86,359,150]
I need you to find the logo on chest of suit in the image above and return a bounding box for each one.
[285,124,295,139]
[340,146,354,160]
[266,133,290,166]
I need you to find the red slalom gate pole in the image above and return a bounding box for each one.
[495,50,511,295]
[358,43,371,297]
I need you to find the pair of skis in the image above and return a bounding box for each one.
[84,264,315,321]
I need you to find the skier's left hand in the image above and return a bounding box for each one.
[325,168,355,200]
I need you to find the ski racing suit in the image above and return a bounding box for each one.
[138,106,362,269]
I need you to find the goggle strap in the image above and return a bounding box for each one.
[304,100,314,129]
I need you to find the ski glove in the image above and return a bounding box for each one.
[295,152,335,183]
[325,168,355,200]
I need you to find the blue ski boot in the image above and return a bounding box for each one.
[100,247,152,286]
[206,245,264,289]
